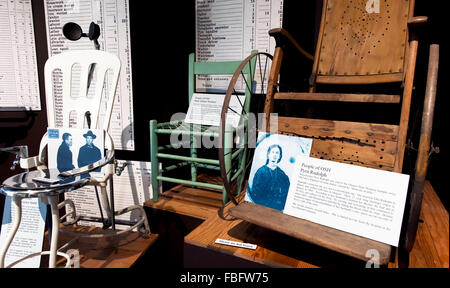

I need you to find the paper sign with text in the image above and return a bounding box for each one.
[185,93,245,128]
[283,156,409,246]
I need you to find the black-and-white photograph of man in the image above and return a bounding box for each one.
[245,132,312,211]
[57,132,75,173]
[78,130,102,170]
[48,128,104,174]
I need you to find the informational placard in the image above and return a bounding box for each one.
[185,93,245,128]
[64,160,160,230]
[0,0,40,111]
[43,0,134,151]
[283,156,409,247]
[195,0,283,91]
[0,197,46,268]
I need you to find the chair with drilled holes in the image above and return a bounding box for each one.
[219,0,438,267]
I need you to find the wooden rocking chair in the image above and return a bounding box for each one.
[219,0,438,266]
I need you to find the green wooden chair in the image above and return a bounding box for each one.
[149,51,258,205]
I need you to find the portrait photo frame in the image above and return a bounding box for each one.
[245,132,312,211]
[47,127,105,174]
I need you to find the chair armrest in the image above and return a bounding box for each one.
[20,155,46,170]
[408,16,428,28]
[268,28,314,60]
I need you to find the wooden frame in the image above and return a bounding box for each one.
[226,0,436,266]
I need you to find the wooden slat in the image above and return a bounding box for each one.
[278,117,399,140]
[228,202,391,265]
[316,73,404,85]
[274,92,400,103]
[278,116,399,170]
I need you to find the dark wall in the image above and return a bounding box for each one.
[1,0,447,220]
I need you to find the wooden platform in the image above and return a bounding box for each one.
[42,225,158,268]
[142,174,448,267]
[180,180,448,268]
[144,174,224,221]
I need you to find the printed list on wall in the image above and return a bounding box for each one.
[195,0,283,92]
[44,0,135,151]
[0,0,40,111]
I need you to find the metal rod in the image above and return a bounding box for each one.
[109,177,115,230]
[48,195,60,268]
[161,162,190,173]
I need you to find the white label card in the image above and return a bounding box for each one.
[0,198,46,268]
[185,93,245,128]
[215,238,257,250]
[283,156,409,246]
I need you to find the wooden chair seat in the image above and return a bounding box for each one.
[229,202,392,264]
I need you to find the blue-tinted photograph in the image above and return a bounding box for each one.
[245,132,312,211]
[48,128,104,174]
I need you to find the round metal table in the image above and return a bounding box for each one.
[0,169,90,268]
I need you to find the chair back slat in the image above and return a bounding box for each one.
[44,50,121,131]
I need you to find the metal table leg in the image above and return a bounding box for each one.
[47,195,60,268]
[0,196,22,268]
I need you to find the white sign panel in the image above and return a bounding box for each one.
[0,0,40,111]
[283,156,409,246]
[195,0,283,92]
[0,198,46,268]
[185,93,245,128]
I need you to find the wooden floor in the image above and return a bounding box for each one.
[150,177,448,268]
[42,225,158,268]
[388,181,449,268]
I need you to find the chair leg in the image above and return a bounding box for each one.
[47,195,60,268]
[397,248,410,268]
[190,124,198,183]
[99,184,113,229]
[0,196,22,268]
[150,120,160,202]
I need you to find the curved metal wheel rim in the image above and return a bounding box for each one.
[219,52,273,205]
